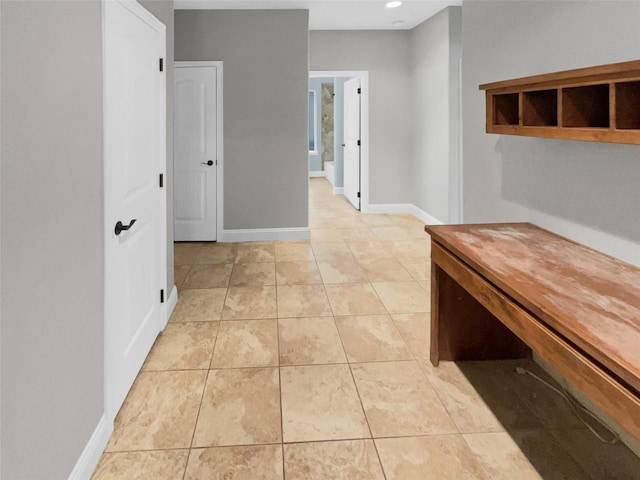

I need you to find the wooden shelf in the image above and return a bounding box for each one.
[480,60,640,145]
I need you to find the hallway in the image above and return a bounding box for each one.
[93,178,640,479]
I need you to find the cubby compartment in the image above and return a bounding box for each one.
[493,93,519,126]
[562,84,610,128]
[522,89,558,126]
[615,81,640,129]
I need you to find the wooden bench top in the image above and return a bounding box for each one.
[425,222,640,394]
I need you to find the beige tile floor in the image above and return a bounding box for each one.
[93,178,640,479]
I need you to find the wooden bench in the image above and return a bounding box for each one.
[425,222,640,442]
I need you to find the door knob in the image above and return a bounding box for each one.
[201,160,214,166]
[114,219,137,236]
[341,144,346,147]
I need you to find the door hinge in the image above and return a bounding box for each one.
[357,139,361,146]
[357,192,361,198]
[160,289,165,303]
[357,87,361,94]
[159,58,164,72]
[159,173,164,188]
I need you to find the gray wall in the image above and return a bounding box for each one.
[462,0,640,266]
[175,10,309,230]
[447,7,462,222]
[310,30,413,205]
[140,0,175,292]
[1,1,104,478]
[410,6,461,223]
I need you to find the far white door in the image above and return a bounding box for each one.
[343,78,361,210]
[174,63,221,241]
[104,0,166,420]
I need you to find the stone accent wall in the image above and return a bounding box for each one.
[321,83,334,169]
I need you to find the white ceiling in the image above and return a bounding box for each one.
[173,0,462,30]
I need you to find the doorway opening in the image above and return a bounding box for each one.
[309,71,369,212]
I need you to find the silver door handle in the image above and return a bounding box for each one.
[201,160,214,166]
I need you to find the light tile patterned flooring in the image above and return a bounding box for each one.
[93,178,640,479]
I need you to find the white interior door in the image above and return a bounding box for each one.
[104,0,166,420]
[343,78,361,210]
[174,64,218,241]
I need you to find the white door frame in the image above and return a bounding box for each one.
[456,56,464,223]
[309,71,370,213]
[103,0,167,422]
[174,61,224,240]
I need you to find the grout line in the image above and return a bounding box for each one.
[175,264,192,290]
[104,436,449,455]
[415,360,463,436]
[105,446,192,454]
[217,316,279,322]
[207,363,280,372]
[187,369,211,451]
[207,315,222,371]
[270,272,287,478]
[275,313,286,478]
[310,186,388,477]
[147,182,436,479]
[388,314,428,362]
[283,434,458,446]
[332,307,387,479]
[181,449,190,480]
[346,355,388,479]
[185,256,226,458]
[314,188,428,480]
[151,441,285,452]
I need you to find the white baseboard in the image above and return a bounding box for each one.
[309,171,325,178]
[363,203,444,225]
[70,287,179,479]
[68,414,113,480]
[222,227,310,242]
[410,205,444,226]
[333,187,344,195]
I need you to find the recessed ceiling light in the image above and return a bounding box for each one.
[386,1,402,8]
[392,20,405,27]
